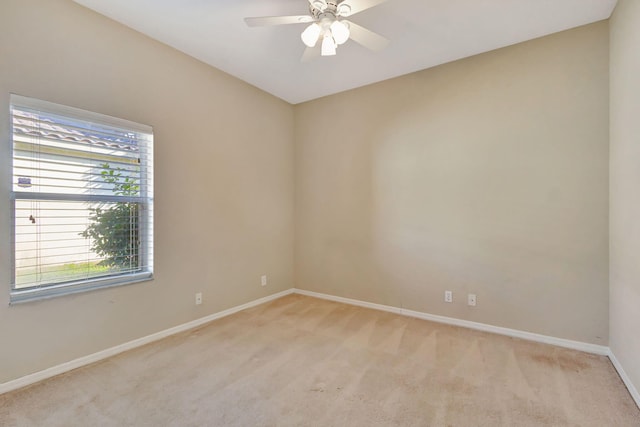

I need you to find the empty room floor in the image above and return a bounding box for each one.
[1,294,639,426]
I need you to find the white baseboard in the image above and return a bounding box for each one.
[295,288,404,315]
[0,288,294,395]
[293,289,609,356]
[608,349,640,409]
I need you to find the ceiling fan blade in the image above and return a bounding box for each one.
[301,45,321,62]
[344,21,389,51]
[339,0,388,16]
[244,15,314,27]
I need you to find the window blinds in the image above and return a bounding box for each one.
[10,95,153,301]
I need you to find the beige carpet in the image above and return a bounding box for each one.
[1,294,639,426]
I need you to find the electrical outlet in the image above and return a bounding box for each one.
[468,294,477,307]
[261,275,267,286]
[444,291,453,303]
[195,292,202,305]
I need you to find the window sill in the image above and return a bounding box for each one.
[9,272,153,305]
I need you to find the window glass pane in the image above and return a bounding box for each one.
[15,199,141,289]
[12,107,144,197]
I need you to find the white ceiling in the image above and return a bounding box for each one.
[72,0,617,104]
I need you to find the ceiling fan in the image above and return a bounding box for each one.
[244,0,389,61]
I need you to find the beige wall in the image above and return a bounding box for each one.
[610,0,640,398]
[0,0,294,383]
[295,22,610,344]
[0,0,615,386]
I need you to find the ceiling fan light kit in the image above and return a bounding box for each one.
[321,34,337,56]
[330,20,350,45]
[301,22,322,47]
[301,16,350,54]
[245,0,390,61]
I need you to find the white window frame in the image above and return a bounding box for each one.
[9,95,154,304]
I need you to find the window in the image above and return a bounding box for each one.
[10,95,153,303]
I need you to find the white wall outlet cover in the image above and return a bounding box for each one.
[261,275,267,286]
[444,291,453,303]
[195,292,203,305]
[468,294,477,306]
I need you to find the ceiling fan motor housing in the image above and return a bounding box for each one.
[309,1,351,19]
